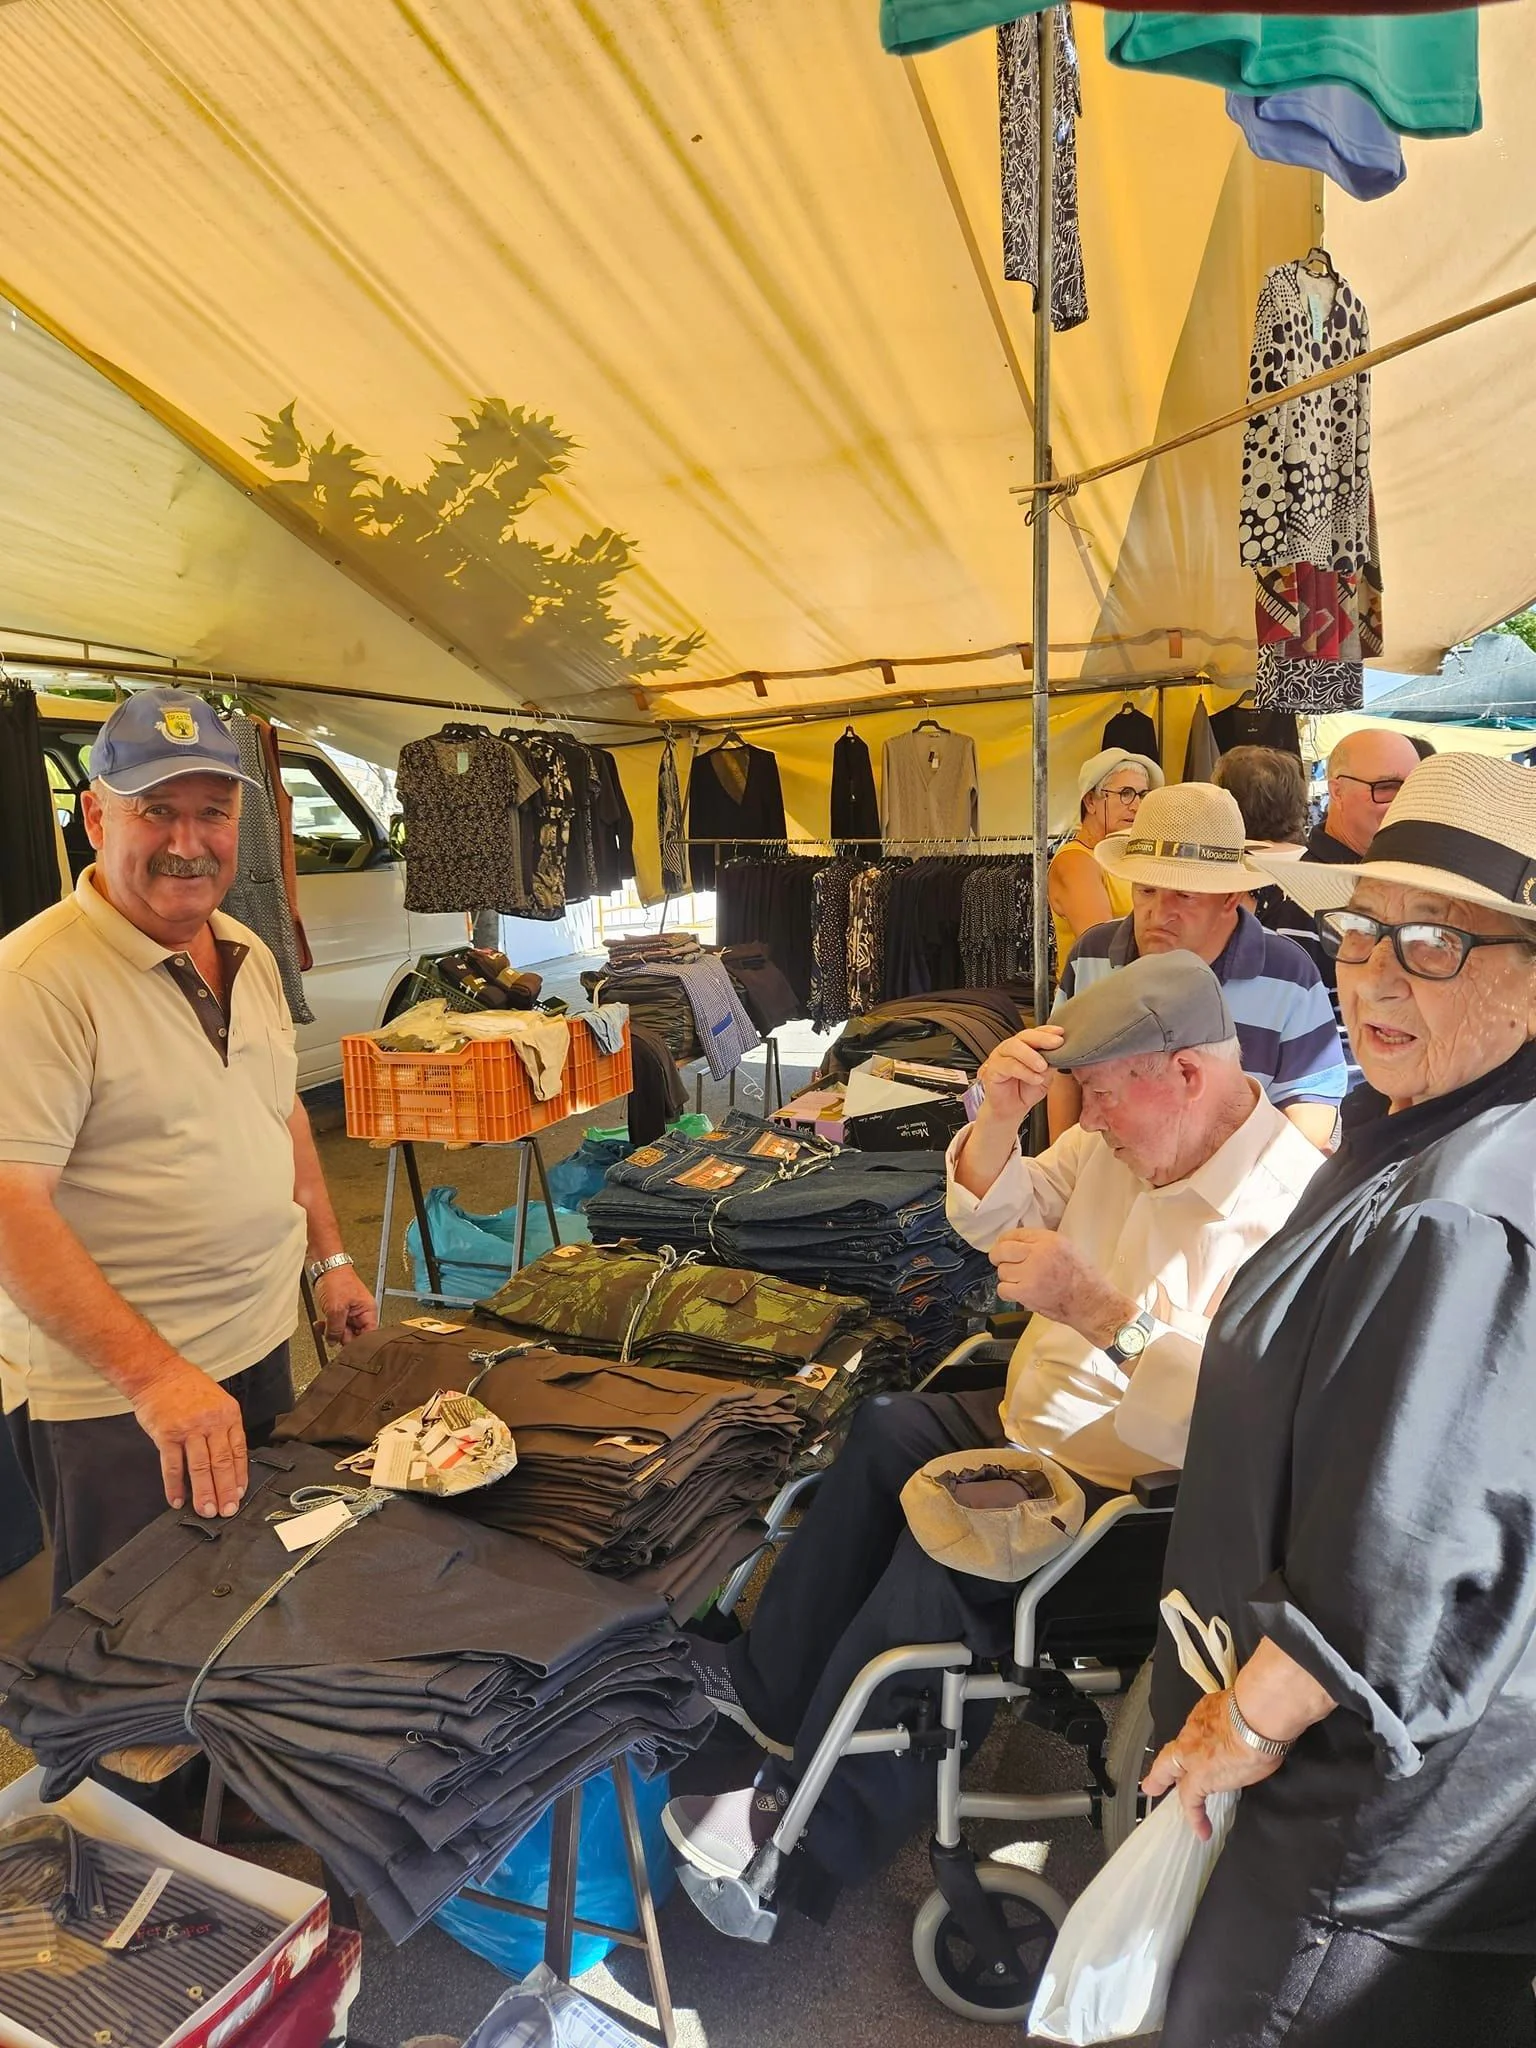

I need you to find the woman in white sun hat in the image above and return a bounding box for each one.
[1047,747,1163,978]
[1147,751,1536,2044]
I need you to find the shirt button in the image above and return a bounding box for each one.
[218,1027,228,1039]
[211,1582,233,1598]
[174,955,188,965]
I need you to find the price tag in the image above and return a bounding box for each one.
[274,1499,353,1552]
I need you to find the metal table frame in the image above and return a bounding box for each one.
[371,1135,562,1314]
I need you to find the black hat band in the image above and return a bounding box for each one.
[1368,820,1536,909]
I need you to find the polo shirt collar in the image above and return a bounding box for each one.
[1107,914,1137,966]
[1108,905,1257,981]
[74,866,238,973]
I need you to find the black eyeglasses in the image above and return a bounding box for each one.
[1332,773,1407,804]
[1097,785,1147,805]
[1317,908,1531,982]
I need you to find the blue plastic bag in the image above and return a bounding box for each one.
[433,1769,675,1976]
[405,1185,591,1301]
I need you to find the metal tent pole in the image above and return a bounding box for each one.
[1030,8,1057,1070]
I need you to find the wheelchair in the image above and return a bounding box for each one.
[683,1327,1176,2024]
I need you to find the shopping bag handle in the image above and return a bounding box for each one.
[1159,1588,1237,1696]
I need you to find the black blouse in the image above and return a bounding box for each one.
[686,744,787,888]
[1156,1038,1536,1950]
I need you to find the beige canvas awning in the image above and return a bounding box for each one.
[0,0,1531,767]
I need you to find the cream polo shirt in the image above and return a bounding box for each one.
[0,869,306,1421]
[945,1091,1322,1487]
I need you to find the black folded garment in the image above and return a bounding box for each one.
[0,1443,710,1943]
[276,1333,803,1594]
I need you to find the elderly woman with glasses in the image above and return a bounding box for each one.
[1144,754,1536,2047]
[1048,748,1163,979]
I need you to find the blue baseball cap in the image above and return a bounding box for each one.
[88,690,261,797]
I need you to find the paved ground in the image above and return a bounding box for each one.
[0,964,1148,2045]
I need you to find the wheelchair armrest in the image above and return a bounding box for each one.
[1132,1469,1181,1510]
[986,1310,1030,1341]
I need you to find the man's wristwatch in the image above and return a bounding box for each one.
[1104,1309,1155,1367]
[307,1252,355,1286]
[1228,1690,1292,1762]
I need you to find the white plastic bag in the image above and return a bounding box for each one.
[1028,1592,1239,2044]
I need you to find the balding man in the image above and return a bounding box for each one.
[1278,727,1424,1089]
[0,689,376,1609]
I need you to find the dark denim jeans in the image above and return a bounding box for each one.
[0,1422,42,1578]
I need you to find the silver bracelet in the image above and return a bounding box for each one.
[1228,1690,1291,1762]
[306,1252,354,1285]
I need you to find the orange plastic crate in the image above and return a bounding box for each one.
[341,1021,632,1145]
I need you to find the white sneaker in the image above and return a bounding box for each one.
[661,1783,788,1881]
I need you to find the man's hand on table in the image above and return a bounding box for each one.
[314,1262,378,1345]
[132,1363,249,1518]
[990,1227,1140,1351]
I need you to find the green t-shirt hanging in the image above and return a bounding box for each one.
[880,0,1052,57]
[1103,10,1480,138]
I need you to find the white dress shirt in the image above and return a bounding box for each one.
[944,1090,1322,1487]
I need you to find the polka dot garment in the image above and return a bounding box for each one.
[1239,261,1372,576]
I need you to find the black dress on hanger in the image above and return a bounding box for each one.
[686,739,787,888]
[831,727,880,842]
[1100,702,1160,768]
[1209,700,1302,761]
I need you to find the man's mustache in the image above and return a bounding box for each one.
[148,851,223,879]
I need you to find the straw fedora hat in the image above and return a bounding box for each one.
[1253,754,1536,924]
[1094,782,1270,894]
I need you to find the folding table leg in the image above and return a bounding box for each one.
[401,1141,443,1298]
[613,1761,677,2048]
[544,1784,582,1980]
[530,1136,561,1250]
[510,1140,533,1273]
[373,1145,400,1314]
[199,1764,226,1847]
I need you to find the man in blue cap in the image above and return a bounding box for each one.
[0,689,376,1607]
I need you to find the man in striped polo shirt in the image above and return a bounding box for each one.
[1048,782,1346,1149]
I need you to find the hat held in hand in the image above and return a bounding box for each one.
[1095,782,1268,893]
[901,1448,1085,1583]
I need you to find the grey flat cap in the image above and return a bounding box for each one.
[1046,951,1234,1069]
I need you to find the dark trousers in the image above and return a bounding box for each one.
[0,1422,42,1578]
[727,1388,1028,1886]
[8,1344,293,1610]
[1164,1853,1536,2047]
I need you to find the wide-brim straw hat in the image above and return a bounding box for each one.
[1095,781,1271,894]
[1252,754,1536,925]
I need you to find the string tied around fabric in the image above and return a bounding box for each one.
[182,1484,392,1737]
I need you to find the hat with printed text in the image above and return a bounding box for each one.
[1094,781,1269,893]
[88,689,260,798]
[1045,950,1234,1070]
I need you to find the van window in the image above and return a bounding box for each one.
[279,755,377,874]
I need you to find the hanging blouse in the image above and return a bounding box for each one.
[658,738,691,897]
[880,729,979,845]
[999,7,1087,333]
[397,729,538,915]
[1239,261,1372,573]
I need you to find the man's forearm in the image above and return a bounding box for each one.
[289,1101,345,1262]
[952,1109,1024,1199]
[0,1180,182,1400]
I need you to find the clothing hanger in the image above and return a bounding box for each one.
[912,716,949,734]
[707,727,750,752]
[1299,244,1341,285]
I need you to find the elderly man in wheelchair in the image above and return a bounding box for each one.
[663,952,1325,2019]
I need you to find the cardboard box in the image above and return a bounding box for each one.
[0,1771,329,2048]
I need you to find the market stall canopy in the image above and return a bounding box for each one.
[0,0,1531,763]
[1368,632,1536,725]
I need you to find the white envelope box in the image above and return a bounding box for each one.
[0,1769,329,2048]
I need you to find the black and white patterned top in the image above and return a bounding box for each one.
[1240,262,1372,573]
[999,7,1087,334]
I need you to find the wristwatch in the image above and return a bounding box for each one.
[1228,1690,1292,1762]
[1104,1310,1154,1367]
[306,1252,355,1286]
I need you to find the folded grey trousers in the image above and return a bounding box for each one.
[0,1443,712,1941]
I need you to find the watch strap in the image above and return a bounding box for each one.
[307,1252,355,1284]
[1228,1690,1291,1762]
[1105,1309,1154,1367]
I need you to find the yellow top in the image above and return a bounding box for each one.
[0,869,306,1420]
[1049,841,1134,982]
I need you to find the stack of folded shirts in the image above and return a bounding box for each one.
[0,1443,710,1944]
[276,1331,803,1603]
[584,1112,992,1365]
[581,969,698,1060]
[604,932,703,968]
[475,1241,911,1433]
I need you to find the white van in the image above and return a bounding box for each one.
[36,696,464,1087]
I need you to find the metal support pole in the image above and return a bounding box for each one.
[1029,7,1057,1118]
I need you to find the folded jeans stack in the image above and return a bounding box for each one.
[275,1331,804,1603]
[474,1242,913,1435]
[585,1114,992,1365]
[0,1443,710,1944]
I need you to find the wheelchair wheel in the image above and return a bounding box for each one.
[911,1863,1066,2023]
[1103,1655,1156,1855]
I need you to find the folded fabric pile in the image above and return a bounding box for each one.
[585,1113,991,1365]
[823,989,1027,1079]
[603,932,703,969]
[0,1444,709,1944]
[581,969,698,1062]
[276,1331,803,1604]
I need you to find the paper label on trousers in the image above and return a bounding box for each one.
[274,1499,353,1551]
